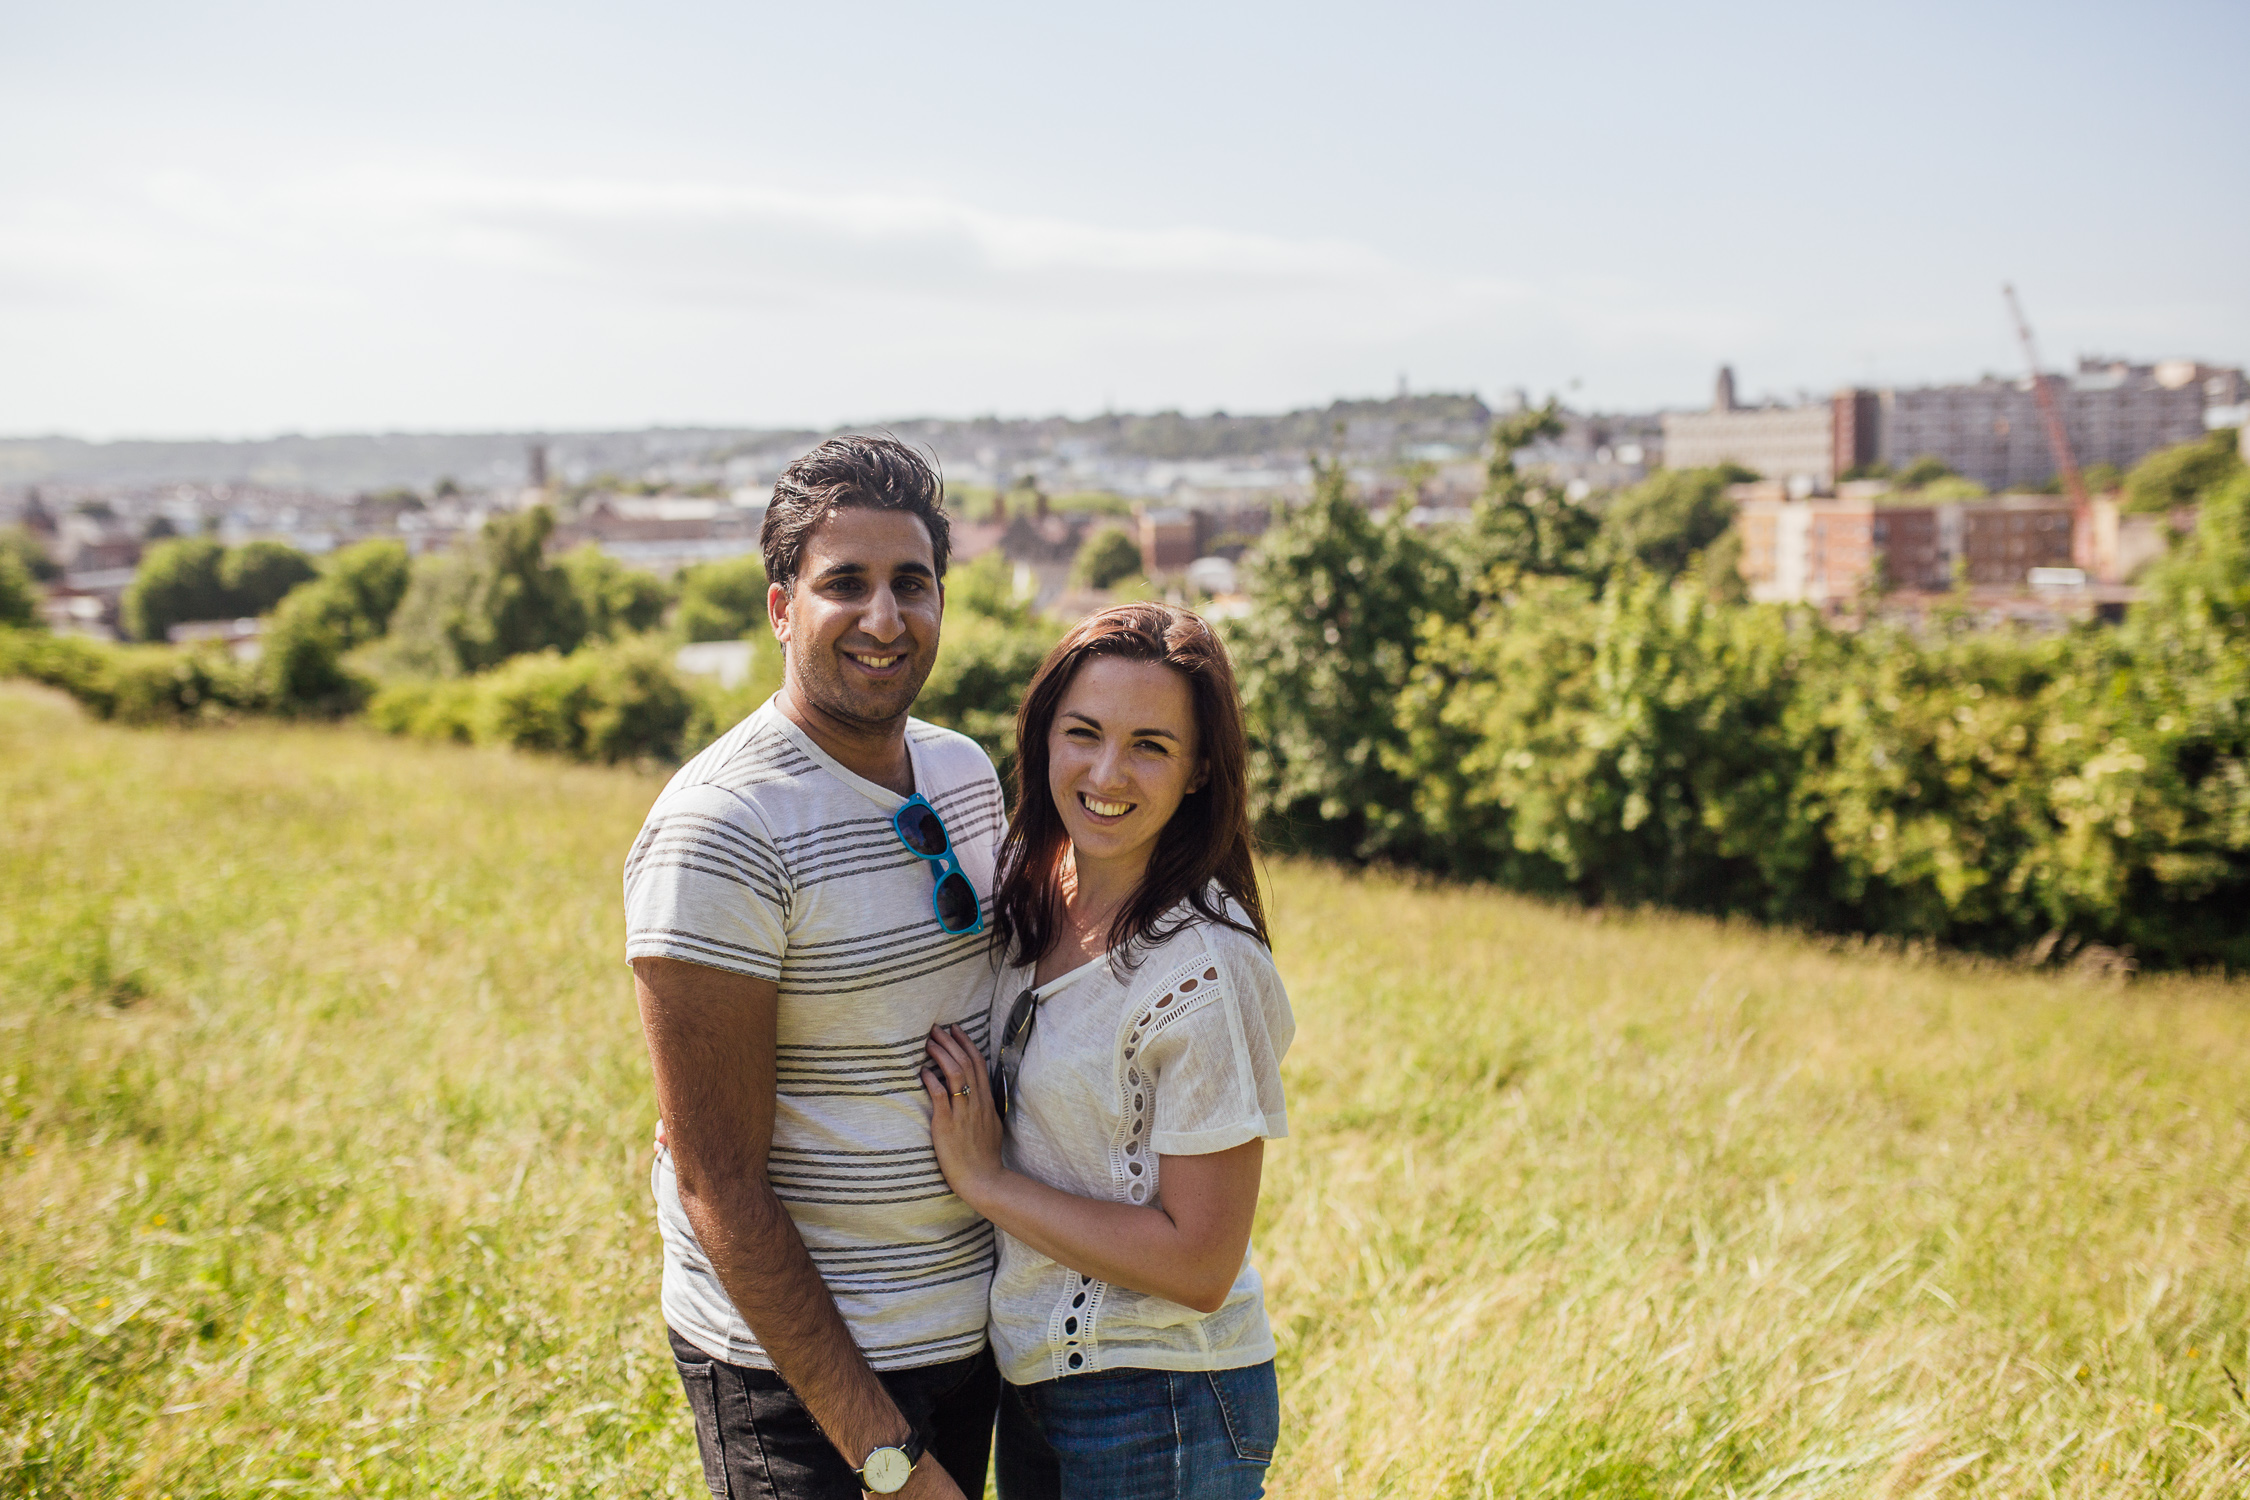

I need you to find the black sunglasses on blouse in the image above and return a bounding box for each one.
[991,984,1037,1122]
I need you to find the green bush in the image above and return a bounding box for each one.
[0,525,60,583]
[1071,527,1144,590]
[1223,413,2250,969]
[0,550,39,629]
[560,544,670,641]
[0,627,255,725]
[219,540,319,614]
[674,553,769,642]
[380,507,586,675]
[2123,430,2241,515]
[121,536,324,641]
[122,537,231,641]
[373,638,693,764]
[280,538,413,649]
[916,608,1062,774]
[366,677,482,744]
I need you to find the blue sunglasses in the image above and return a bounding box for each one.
[891,794,984,936]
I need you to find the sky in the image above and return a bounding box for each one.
[3,0,2245,439]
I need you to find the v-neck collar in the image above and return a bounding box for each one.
[762,696,922,813]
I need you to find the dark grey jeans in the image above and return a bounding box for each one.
[669,1326,999,1499]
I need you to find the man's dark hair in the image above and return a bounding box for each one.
[761,436,952,593]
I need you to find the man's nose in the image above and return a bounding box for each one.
[861,584,905,642]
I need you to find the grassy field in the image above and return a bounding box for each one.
[3,681,2247,1498]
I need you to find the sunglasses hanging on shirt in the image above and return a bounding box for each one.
[890,793,983,936]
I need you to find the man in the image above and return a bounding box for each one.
[625,436,1004,1499]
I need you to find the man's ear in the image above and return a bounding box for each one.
[767,580,791,644]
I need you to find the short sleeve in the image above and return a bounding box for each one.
[1142,931,1295,1158]
[622,783,789,982]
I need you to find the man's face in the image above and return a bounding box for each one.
[769,506,944,730]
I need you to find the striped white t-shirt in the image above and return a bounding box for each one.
[623,697,1006,1371]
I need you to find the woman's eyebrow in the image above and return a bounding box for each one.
[1131,727,1181,741]
[1061,710,1102,730]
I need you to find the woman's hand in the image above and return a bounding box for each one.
[921,1024,1006,1211]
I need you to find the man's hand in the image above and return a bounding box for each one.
[898,1455,967,1500]
[634,956,922,1477]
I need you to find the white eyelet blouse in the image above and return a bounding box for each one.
[983,893,1294,1387]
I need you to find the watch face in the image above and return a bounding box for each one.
[864,1446,914,1493]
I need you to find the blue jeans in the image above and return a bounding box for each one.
[996,1362,1279,1500]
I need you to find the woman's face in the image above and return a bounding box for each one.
[1046,656,1204,878]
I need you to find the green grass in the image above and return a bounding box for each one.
[2,682,2247,1497]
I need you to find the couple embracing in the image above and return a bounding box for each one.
[624,437,1293,1500]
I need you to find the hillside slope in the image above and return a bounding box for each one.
[2,685,2245,1497]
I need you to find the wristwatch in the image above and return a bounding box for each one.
[857,1432,925,1494]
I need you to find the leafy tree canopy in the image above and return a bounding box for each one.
[121,537,231,641]
[1591,467,1741,582]
[380,507,586,676]
[1071,526,1144,590]
[0,549,40,629]
[1900,455,1958,489]
[558,544,669,642]
[0,527,60,583]
[2123,430,2242,515]
[673,552,770,643]
[219,540,319,616]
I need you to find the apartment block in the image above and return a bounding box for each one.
[1736,493,2079,604]
[1668,360,2238,497]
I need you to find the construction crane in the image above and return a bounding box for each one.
[2002,283,2090,510]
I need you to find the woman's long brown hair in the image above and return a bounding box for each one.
[991,603,1268,969]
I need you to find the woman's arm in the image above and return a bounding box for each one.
[921,1025,1262,1315]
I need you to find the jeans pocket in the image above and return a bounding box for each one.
[673,1355,733,1497]
[1205,1363,1279,1465]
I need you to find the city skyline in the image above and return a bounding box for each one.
[5,0,2245,440]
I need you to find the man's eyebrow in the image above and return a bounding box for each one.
[808,560,867,583]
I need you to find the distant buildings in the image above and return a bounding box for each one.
[1735,485,2170,609]
[1664,368,1836,491]
[1664,360,2241,494]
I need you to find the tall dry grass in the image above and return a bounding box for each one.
[2,682,2246,1496]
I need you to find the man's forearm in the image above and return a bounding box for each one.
[676,1171,913,1466]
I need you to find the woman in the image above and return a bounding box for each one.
[920,603,1293,1500]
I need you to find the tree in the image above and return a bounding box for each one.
[121,537,231,641]
[1446,402,1595,588]
[559,544,669,641]
[673,553,770,642]
[381,507,586,675]
[2136,468,2250,632]
[315,537,413,648]
[219,540,319,616]
[2123,430,2242,515]
[0,549,40,629]
[1900,455,1957,488]
[0,526,59,583]
[1229,456,1457,863]
[1590,466,1740,582]
[1071,526,1144,589]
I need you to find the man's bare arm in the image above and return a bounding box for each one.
[634,956,960,1498]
